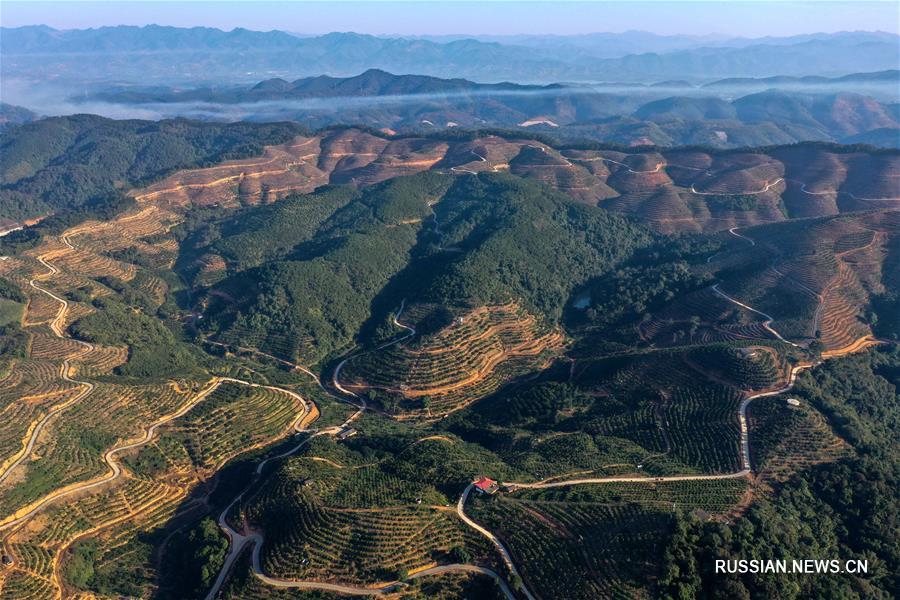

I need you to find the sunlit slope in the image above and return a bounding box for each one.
[0,121,896,599]
[0,168,313,598]
[710,211,898,351]
[623,209,898,353]
[116,127,899,235]
[247,436,499,585]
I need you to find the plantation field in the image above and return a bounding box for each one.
[0,379,198,517]
[567,350,749,474]
[713,213,898,350]
[467,478,747,599]
[748,397,850,483]
[72,129,898,236]
[637,286,780,348]
[630,211,899,354]
[0,162,318,598]
[2,472,189,600]
[246,437,498,585]
[343,302,565,419]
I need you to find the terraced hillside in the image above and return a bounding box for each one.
[566,350,755,474]
[467,479,749,599]
[246,437,496,585]
[605,209,898,356]
[341,303,566,419]
[707,211,899,352]
[5,117,898,236]
[0,188,314,598]
[0,121,896,599]
[133,130,899,234]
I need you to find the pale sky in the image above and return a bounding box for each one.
[1,1,898,37]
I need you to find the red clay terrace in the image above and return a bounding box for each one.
[473,475,499,494]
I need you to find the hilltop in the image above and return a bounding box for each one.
[3,117,897,229]
[72,71,900,149]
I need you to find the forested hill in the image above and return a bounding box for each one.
[0,115,306,223]
[4,115,898,239]
[198,172,651,364]
[661,347,900,599]
[83,71,900,149]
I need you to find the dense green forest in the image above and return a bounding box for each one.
[1,115,897,600]
[179,185,360,276]
[202,172,451,363]
[70,297,202,378]
[420,174,653,320]
[199,172,652,364]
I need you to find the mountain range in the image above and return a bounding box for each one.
[2,26,898,84]
[75,70,900,148]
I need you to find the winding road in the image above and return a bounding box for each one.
[0,343,94,485]
[6,194,880,599]
[221,521,518,599]
[457,483,536,600]
[205,300,455,600]
[0,235,324,600]
[594,156,665,174]
[690,177,784,196]
[711,283,799,347]
[0,374,315,533]
[331,299,416,425]
[444,221,833,599]
[0,240,97,485]
[449,150,487,175]
[790,177,900,202]
[0,378,221,531]
[726,225,827,338]
[711,227,800,346]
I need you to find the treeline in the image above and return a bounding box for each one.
[0,191,135,253]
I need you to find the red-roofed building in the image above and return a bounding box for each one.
[473,476,499,495]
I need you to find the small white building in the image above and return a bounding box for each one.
[337,428,358,441]
[786,398,801,407]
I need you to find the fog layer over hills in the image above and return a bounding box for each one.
[1,27,898,148]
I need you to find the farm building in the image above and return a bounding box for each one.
[473,476,499,495]
[337,428,358,441]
